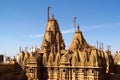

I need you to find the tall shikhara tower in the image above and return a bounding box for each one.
[40,7,65,54]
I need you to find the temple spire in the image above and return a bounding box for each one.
[97,40,98,49]
[77,25,79,30]
[48,6,50,21]
[74,17,77,31]
[41,8,65,53]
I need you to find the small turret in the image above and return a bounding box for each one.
[47,6,50,21]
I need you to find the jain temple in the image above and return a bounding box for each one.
[0,7,120,80]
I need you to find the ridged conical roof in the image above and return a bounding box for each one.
[69,26,89,52]
[40,17,65,53]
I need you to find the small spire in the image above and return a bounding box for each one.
[77,25,79,30]
[48,6,50,21]
[97,40,98,49]
[74,17,77,31]
[19,46,21,52]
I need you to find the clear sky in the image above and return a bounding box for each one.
[0,0,120,56]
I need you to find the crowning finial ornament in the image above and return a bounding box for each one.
[74,17,77,31]
[48,6,50,21]
[97,41,98,49]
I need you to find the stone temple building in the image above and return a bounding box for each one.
[0,7,120,80]
[16,7,116,80]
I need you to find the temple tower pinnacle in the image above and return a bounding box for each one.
[70,25,89,52]
[40,7,65,54]
[48,6,50,22]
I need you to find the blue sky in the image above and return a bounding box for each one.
[0,0,120,56]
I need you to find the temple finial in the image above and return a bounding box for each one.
[97,40,98,49]
[74,17,77,31]
[48,6,50,21]
[77,25,79,30]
